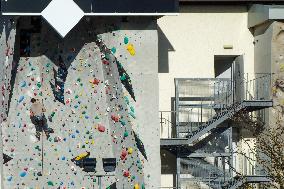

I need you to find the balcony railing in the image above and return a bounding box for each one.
[160,74,273,140]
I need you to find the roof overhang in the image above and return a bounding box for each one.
[248,4,284,28]
[1,0,179,37]
[1,0,179,15]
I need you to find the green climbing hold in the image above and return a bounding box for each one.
[120,119,126,126]
[36,82,41,88]
[47,181,54,186]
[35,145,41,151]
[129,111,136,119]
[120,74,126,81]
[111,47,116,54]
[124,131,129,137]
[124,37,129,44]
[124,96,130,105]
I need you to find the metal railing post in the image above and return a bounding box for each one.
[201,101,203,125]
[246,73,248,100]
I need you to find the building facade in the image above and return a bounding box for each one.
[0,0,284,189]
[0,0,177,188]
[159,1,284,189]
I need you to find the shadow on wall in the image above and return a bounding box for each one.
[161,149,177,187]
[158,26,175,73]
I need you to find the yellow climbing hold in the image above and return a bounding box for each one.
[74,151,90,161]
[134,184,140,189]
[127,44,136,56]
[128,147,133,154]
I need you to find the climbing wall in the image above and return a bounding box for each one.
[1,17,159,189]
[0,17,17,189]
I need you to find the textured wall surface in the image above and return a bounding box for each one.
[1,17,159,189]
[0,17,17,189]
[271,21,284,125]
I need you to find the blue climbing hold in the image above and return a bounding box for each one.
[20,171,27,177]
[18,96,25,103]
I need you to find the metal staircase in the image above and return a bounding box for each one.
[160,74,273,189]
[180,157,231,189]
[161,100,272,146]
[222,176,271,189]
[161,74,273,147]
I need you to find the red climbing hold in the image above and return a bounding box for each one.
[91,78,100,85]
[102,60,109,65]
[98,124,105,132]
[123,170,130,177]
[121,149,127,160]
[111,115,120,122]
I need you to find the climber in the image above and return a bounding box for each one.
[30,98,54,140]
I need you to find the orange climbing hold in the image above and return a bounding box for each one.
[89,78,100,85]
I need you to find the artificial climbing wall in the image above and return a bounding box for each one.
[1,17,159,189]
[0,17,17,189]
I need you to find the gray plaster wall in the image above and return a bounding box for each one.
[254,23,273,74]
[1,17,160,189]
[254,21,284,126]
[253,21,284,175]
[270,21,284,126]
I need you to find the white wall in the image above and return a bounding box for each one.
[158,5,255,112]
[158,5,255,188]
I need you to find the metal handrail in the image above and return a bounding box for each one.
[161,74,273,139]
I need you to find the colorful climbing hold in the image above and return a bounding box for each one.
[47,181,54,186]
[126,44,136,56]
[134,183,140,189]
[18,96,25,103]
[111,47,117,54]
[124,37,129,44]
[128,147,133,155]
[20,171,27,177]
[123,170,130,177]
[98,124,105,132]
